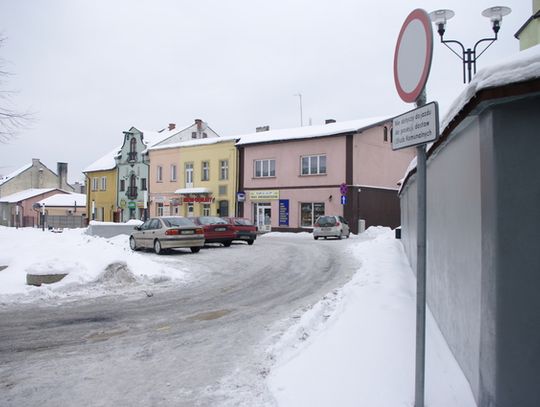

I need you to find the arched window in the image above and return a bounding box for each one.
[128,137,137,161]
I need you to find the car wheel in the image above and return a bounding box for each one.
[154,239,163,255]
[247,239,254,245]
[338,232,343,240]
[314,236,319,240]
[223,241,232,247]
[129,236,138,251]
[190,247,201,253]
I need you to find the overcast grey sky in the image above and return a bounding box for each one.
[0,0,530,182]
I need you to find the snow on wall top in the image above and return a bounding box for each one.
[400,44,540,192]
[0,163,32,186]
[235,116,390,146]
[0,188,58,203]
[38,193,86,207]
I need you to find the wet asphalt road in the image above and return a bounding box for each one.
[0,235,359,406]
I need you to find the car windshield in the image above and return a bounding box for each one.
[317,216,337,226]
[198,216,227,225]
[162,217,196,227]
[232,218,253,226]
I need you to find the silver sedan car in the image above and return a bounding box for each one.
[129,216,205,254]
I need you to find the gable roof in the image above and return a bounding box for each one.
[148,134,239,152]
[235,116,390,146]
[0,188,62,203]
[0,163,33,186]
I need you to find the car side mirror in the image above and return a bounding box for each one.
[134,226,141,231]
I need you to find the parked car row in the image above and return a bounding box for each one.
[129,216,257,254]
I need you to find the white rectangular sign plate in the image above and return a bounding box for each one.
[392,101,439,150]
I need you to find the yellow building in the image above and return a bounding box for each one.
[148,136,239,218]
[83,146,120,222]
[515,0,540,50]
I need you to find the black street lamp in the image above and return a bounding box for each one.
[429,6,512,83]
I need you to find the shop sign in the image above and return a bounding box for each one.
[249,190,280,201]
[279,199,289,226]
[183,196,213,203]
[128,201,136,209]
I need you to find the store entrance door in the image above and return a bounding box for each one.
[256,204,271,232]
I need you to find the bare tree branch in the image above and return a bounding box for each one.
[0,35,34,143]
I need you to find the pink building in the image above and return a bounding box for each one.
[236,118,414,233]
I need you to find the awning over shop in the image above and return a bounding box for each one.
[174,187,211,194]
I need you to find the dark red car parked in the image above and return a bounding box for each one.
[191,216,235,247]
[223,217,257,245]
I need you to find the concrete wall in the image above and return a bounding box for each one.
[400,94,540,407]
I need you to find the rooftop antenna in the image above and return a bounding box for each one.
[294,93,303,127]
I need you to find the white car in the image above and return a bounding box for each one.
[313,215,351,240]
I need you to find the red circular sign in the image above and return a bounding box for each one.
[394,9,433,103]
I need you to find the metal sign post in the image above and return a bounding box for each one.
[393,9,436,407]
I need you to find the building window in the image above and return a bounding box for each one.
[383,126,388,142]
[202,203,211,216]
[187,202,194,217]
[254,159,276,178]
[218,200,229,217]
[156,165,163,182]
[185,163,193,187]
[128,137,137,161]
[192,132,197,139]
[170,164,177,182]
[203,132,208,138]
[92,177,99,191]
[141,178,147,191]
[300,202,325,227]
[100,177,107,191]
[220,160,229,180]
[127,174,137,199]
[301,155,326,175]
[120,179,125,192]
[218,185,227,196]
[156,203,164,216]
[201,161,210,181]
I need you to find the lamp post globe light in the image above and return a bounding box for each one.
[429,6,512,83]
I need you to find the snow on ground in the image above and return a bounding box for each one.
[0,226,186,303]
[266,227,477,407]
[0,225,476,406]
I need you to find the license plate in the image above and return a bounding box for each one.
[322,227,331,231]
[215,227,226,232]
[181,230,194,235]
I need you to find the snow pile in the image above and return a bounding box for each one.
[0,226,186,302]
[267,227,476,407]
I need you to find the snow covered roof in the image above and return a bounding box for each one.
[0,163,32,186]
[0,188,60,203]
[399,44,540,194]
[83,146,121,173]
[235,116,390,146]
[38,193,86,207]
[148,134,238,152]
[174,187,211,194]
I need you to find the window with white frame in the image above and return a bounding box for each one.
[300,202,325,227]
[301,154,326,175]
[254,159,275,178]
[156,165,163,182]
[201,161,210,181]
[156,203,164,216]
[185,163,193,187]
[100,176,107,191]
[202,203,211,216]
[92,177,99,191]
[170,164,177,182]
[219,160,229,180]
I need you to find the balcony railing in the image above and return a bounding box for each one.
[126,186,138,199]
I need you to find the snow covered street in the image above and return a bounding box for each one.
[0,226,476,406]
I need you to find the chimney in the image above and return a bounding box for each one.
[57,162,68,190]
[325,119,336,124]
[32,158,40,167]
[256,125,270,132]
[195,119,203,130]
[168,123,176,131]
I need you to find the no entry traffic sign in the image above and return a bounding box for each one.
[394,9,433,103]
